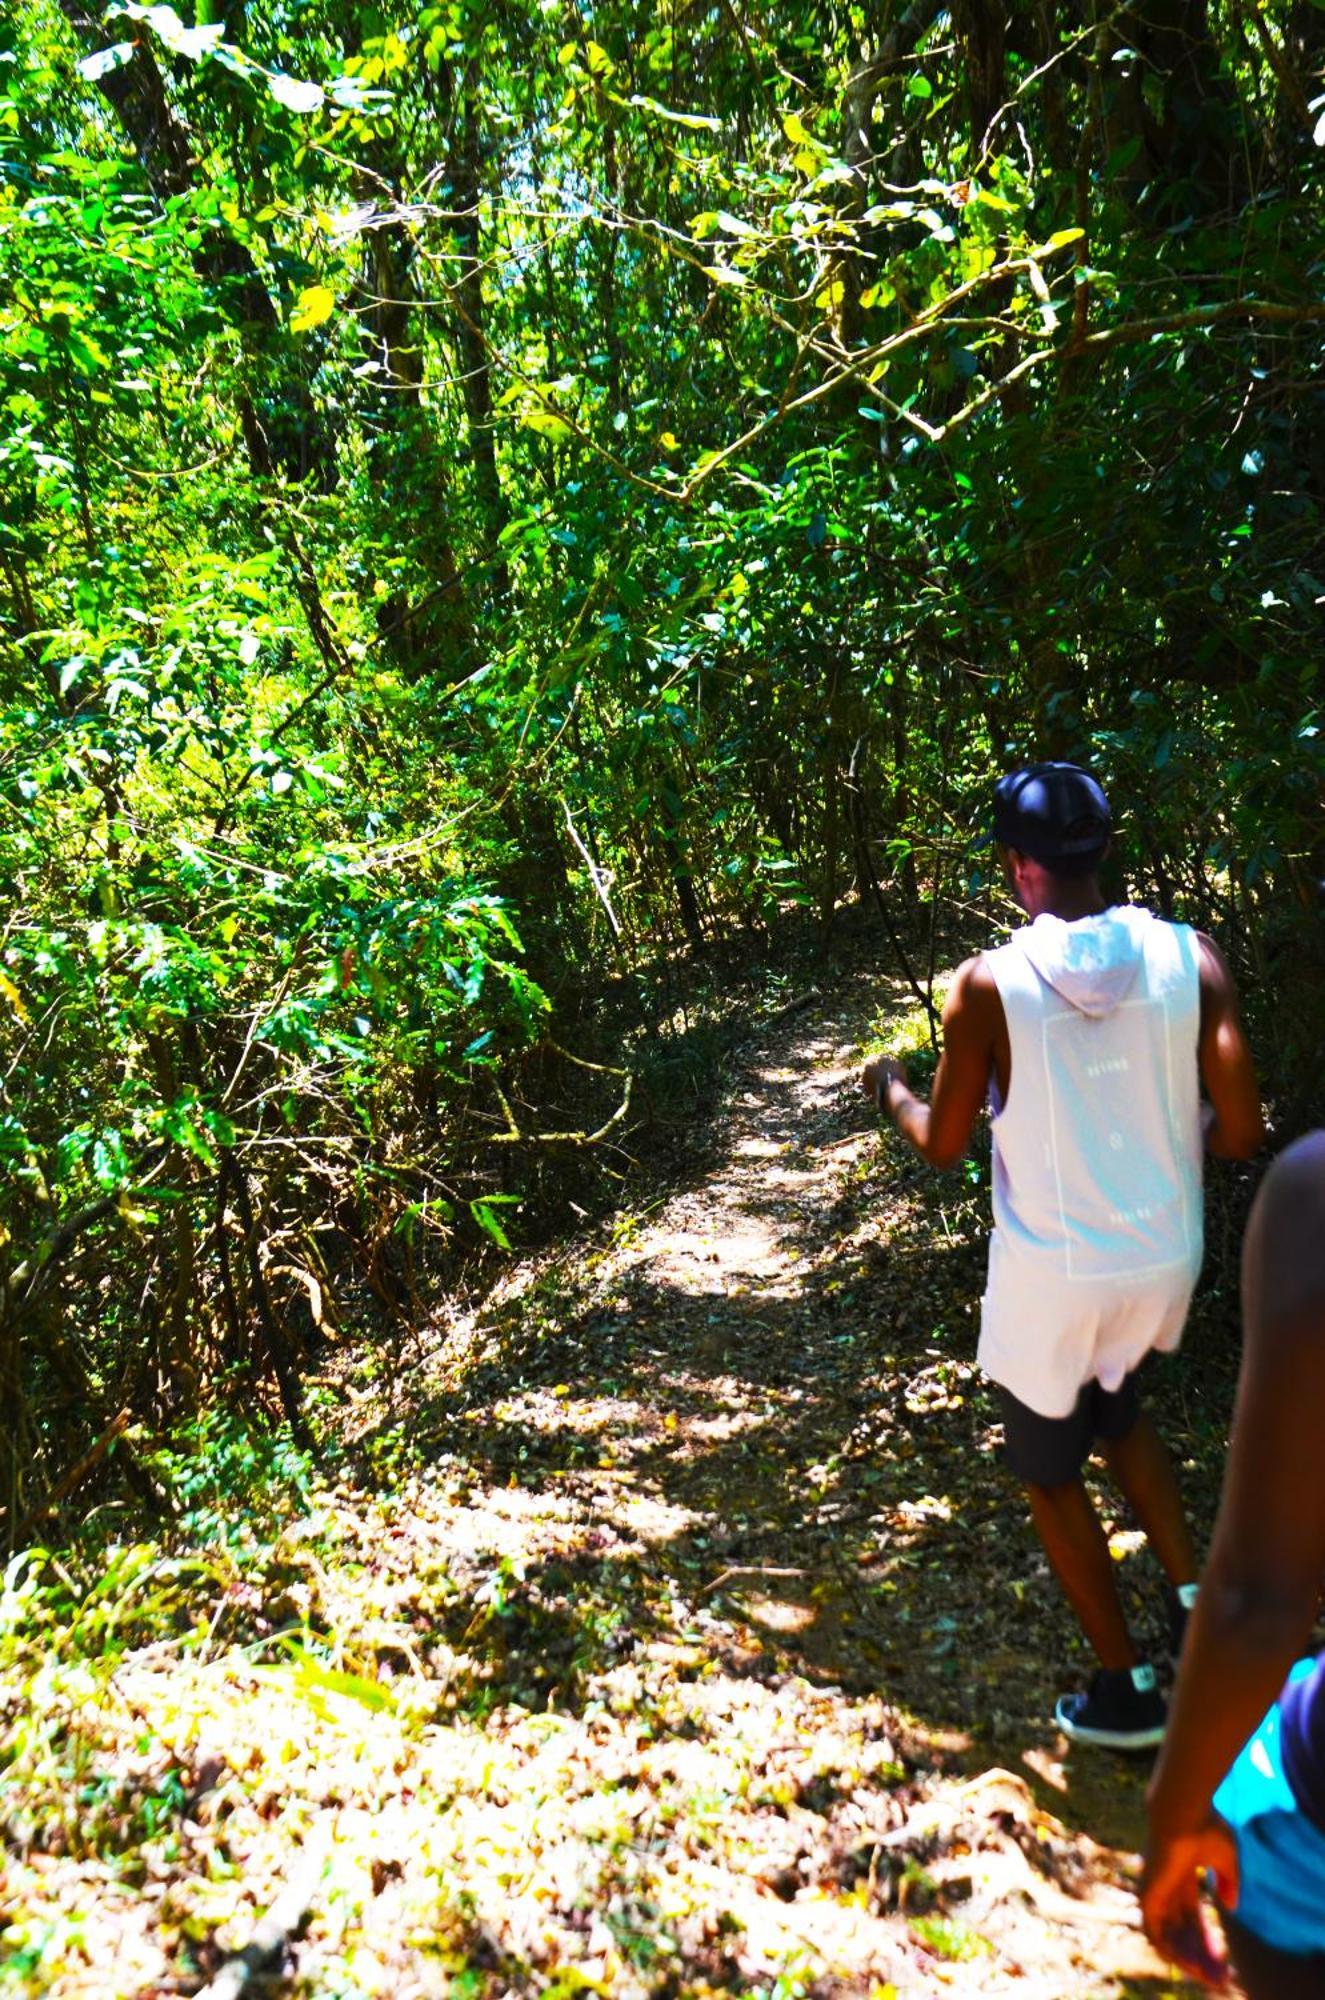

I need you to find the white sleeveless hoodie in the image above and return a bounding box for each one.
[978,906,1204,1417]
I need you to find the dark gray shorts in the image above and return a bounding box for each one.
[996,1366,1143,1487]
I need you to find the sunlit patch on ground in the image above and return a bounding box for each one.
[1,949,1219,1996]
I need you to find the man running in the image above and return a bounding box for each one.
[1143,1132,1325,1994]
[863,763,1263,1747]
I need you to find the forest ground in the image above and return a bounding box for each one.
[2,930,1246,1998]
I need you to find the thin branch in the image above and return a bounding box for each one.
[561,799,623,939]
[975,18,1109,175]
[1079,297,1325,349]
[705,1564,808,1596]
[488,1073,635,1146]
[544,1040,629,1077]
[6,1148,168,1303]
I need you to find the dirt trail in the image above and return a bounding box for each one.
[392,960,1209,1996]
[6,958,1219,1997]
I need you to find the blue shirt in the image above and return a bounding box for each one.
[1279,1653,1325,1833]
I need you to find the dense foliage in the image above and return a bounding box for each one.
[2,0,1323,1531]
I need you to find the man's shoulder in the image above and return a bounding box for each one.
[1131,906,1205,948]
[943,952,1004,1033]
[1191,929,1233,987]
[962,951,1000,993]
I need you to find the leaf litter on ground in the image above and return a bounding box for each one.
[1,946,1229,1997]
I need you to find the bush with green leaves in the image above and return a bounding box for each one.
[2,0,1322,1532]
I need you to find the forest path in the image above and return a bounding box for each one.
[7,954,1218,1998]
[379,952,1206,1997]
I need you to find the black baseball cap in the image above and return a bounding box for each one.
[993,762,1111,874]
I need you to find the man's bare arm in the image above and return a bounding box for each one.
[1197,933,1263,1159]
[861,956,1000,1170]
[1143,1134,1325,1975]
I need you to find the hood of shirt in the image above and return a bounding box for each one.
[1016,905,1152,1019]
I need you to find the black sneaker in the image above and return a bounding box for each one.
[1054,1663,1167,1751]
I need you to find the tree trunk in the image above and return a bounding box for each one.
[832,0,947,355]
[951,0,1006,160]
[357,166,476,680]
[60,2,333,483]
[450,78,511,600]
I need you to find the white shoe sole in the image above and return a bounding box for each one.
[1054,1700,1166,1751]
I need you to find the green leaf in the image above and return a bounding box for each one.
[471,1196,517,1249]
[92,1130,130,1187]
[520,409,574,441]
[783,112,818,148]
[275,1647,397,1713]
[290,285,336,332]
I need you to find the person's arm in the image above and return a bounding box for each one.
[1196,933,1263,1159]
[1142,1132,1325,1985]
[860,955,1000,1170]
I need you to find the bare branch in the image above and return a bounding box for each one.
[488,1073,635,1147]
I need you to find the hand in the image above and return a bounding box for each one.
[1140,1819,1238,1990]
[862,1055,909,1109]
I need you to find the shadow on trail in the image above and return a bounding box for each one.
[348,957,1237,1994]
[398,1214,1219,1850]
